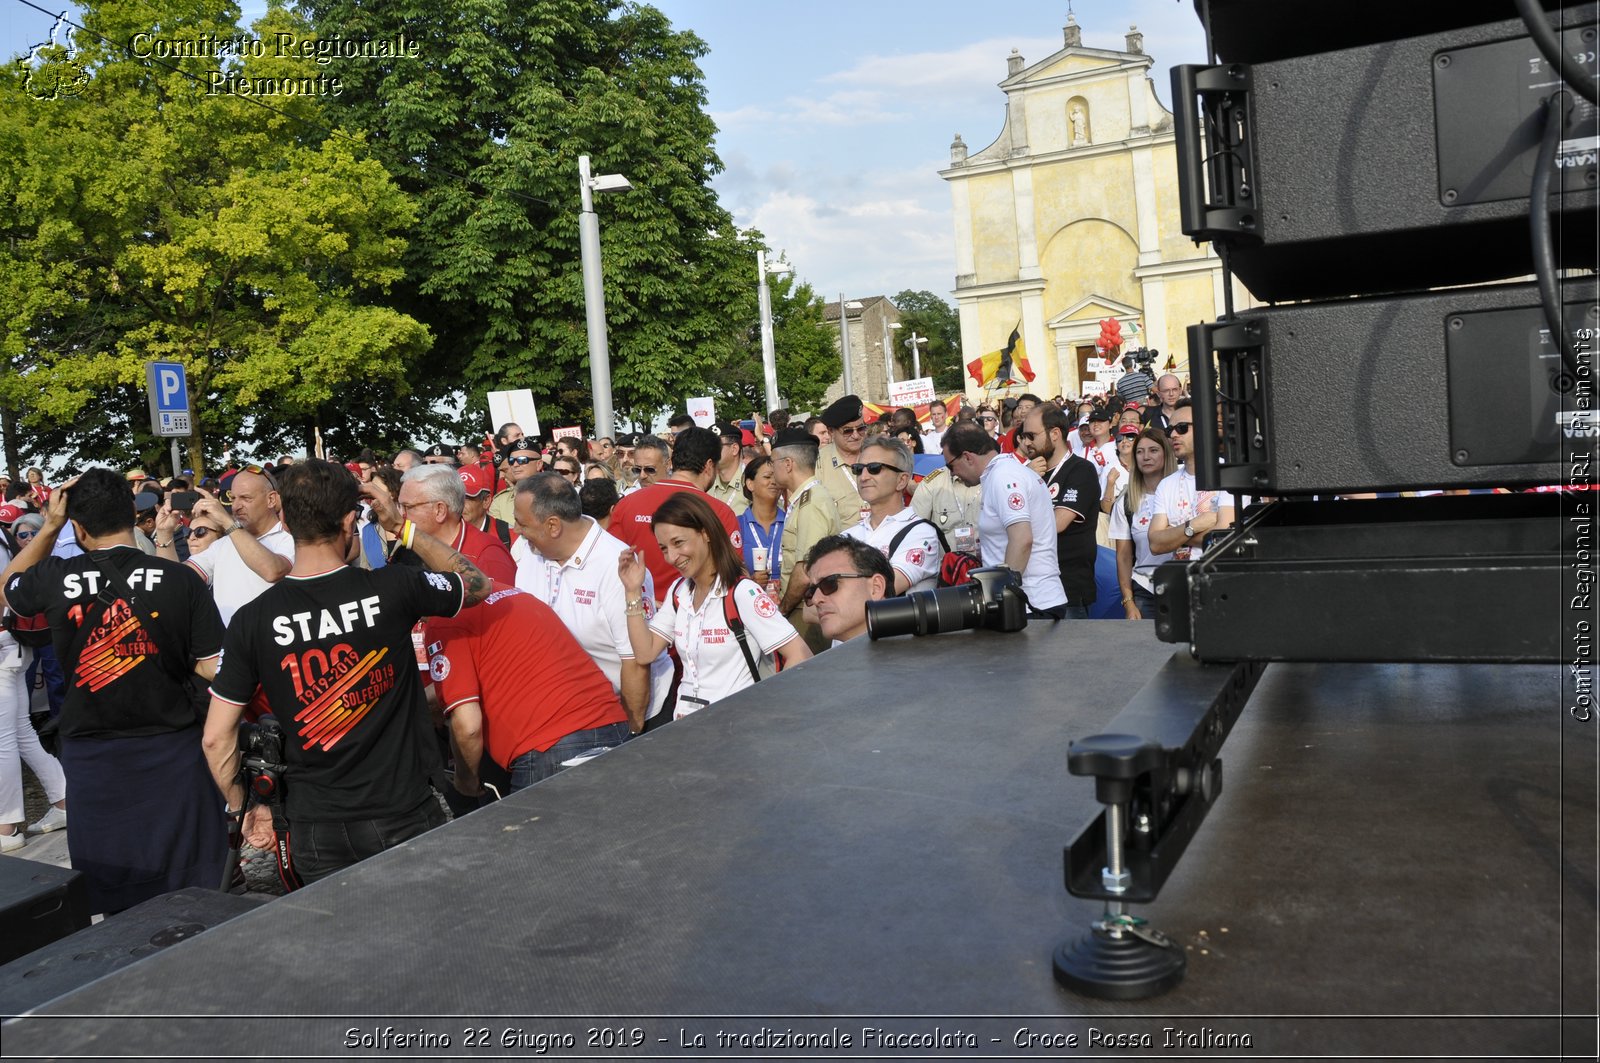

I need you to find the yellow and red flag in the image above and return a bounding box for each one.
[966,325,1035,387]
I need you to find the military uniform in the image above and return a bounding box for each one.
[911,467,982,557]
[707,471,749,516]
[779,476,839,653]
[488,487,517,525]
[815,442,863,529]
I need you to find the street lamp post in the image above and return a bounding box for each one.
[757,250,790,414]
[883,320,903,391]
[839,296,863,395]
[906,331,929,379]
[578,154,631,439]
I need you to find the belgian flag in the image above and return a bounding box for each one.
[965,324,1035,387]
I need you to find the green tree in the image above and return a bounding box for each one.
[300,0,764,431]
[0,1,430,476]
[892,289,964,395]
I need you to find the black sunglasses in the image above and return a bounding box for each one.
[190,525,214,540]
[507,455,539,466]
[555,465,579,476]
[849,462,903,477]
[1166,423,1194,436]
[837,424,869,436]
[803,572,872,603]
[629,465,659,476]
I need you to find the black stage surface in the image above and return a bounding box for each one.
[1,623,1594,1059]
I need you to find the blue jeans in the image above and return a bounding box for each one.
[508,722,631,792]
[1131,585,1158,619]
[1060,604,1091,619]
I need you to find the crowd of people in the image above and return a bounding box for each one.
[0,374,1231,912]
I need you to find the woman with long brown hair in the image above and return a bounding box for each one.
[618,492,810,720]
[1109,427,1179,620]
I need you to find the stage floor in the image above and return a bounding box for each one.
[2,621,1593,1059]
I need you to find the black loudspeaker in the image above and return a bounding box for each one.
[0,887,269,1017]
[0,858,90,967]
[1187,280,1597,495]
[1173,6,1597,302]
[1195,0,1572,64]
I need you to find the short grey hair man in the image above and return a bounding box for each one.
[401,463,466,520]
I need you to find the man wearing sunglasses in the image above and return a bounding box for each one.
[1019,405,1101,618]
[488,437,544,525]
[841,436,942,594]
[1147,399,1236,561]
[814,395,868,529]
[155,466,294,627]
[802,534,893,645]
[941,422,1069,619]
[623,436,669,495]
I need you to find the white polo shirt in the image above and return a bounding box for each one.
[650,576,799,719]
[512,518,672,719]
[1152,465,1237,561]
[186,521,295,626]
[843,506,943,593]
[976,453,1067,610]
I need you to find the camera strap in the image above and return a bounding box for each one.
[887,516,950,559]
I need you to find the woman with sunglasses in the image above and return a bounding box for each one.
[738,456,785,597]
[551,458,582,485]
[618,492,810,721]
[1109,427,1178,620]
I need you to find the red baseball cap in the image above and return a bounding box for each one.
[1118,423,1141,437]
[0,503,24,524]
[458,464,494,497]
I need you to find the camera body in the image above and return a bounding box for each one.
[865,566,1029,640]
[1122,348,1159,373]
[239,717,289,804]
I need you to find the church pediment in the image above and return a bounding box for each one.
[1006,48,1132,87]
[1047,294,1141,328]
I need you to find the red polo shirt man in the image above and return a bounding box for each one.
[607,427,741,603]
[429,583,630,794]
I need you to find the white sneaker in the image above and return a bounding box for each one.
[0,830,24,853]
[27,806,66,835]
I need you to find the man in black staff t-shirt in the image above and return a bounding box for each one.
[203,460,493,884]
[0,470,227,915]
[1019,404,1101,618]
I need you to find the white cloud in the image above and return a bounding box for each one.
[821,35,1062,95]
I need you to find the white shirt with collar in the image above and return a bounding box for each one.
[976,453,1067,610]
[843,505,943,593]
[1151,465,1236,561]
[513,517,671,719]
[186,521,295,626]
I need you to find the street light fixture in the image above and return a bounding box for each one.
[578,154,632,438]
[905,331,930,379]
[757,250,791,414]
[839,297,864,395]
[883,320,903,390]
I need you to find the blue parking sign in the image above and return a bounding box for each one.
[145,361,191,437]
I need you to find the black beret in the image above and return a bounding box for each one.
[773,426,820,450]
[506,438,540,455]
[819,394,865,430]
[425,443,449,457]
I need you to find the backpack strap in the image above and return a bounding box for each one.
[88,555,191,686]
[721,583,763,685]
[887,516,950,557]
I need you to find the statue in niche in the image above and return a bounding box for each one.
[1069,104,1089,146]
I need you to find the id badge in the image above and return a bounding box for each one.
[952,525,975,554]
[677,695,711,720]
[752,545,769,575]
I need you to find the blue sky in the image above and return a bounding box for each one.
[5,1,1208,304]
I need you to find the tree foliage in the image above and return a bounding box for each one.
[892,289,964,394]
[0,1,431,477]
[300,0,764,436]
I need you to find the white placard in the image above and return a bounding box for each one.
[687,397,716,427]
[1082,380,1110,396]
[552,425,583,440]
[487,389,540,437]
[1086,358,1110,375]
[888,376,936,407]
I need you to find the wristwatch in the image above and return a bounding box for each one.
[1184,521,1195,539]
[224,521,243,537]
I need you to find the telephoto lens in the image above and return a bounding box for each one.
[865,583,984,639]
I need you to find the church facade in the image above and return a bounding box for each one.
[940,18,1253,403]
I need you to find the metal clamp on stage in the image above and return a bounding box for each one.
[1053,656,1264,999]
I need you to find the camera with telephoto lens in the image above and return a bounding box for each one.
[238,717,289,805]
[864,565,1029,640]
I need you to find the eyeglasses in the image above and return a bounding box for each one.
[837,424,868,437]
[507,455,538,466]
[1016,430,1040,441]
[399,499,438,513]
[629,466,658,477]
[555,466,579,477]
[979,416,997,425]
[1166,423,1194,436]
[849,462,903,477]
[803,572,872,603]
[190,526,213,540]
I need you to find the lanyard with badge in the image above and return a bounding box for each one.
[676,581,718,718]
[744,515,781,590]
